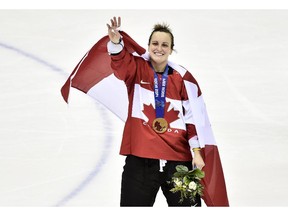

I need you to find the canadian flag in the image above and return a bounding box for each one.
[61,31,229,206]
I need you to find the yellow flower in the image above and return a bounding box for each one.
[174,178,182,187]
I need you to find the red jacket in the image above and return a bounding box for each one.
[109,46,200,161]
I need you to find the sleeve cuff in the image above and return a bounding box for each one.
[188,138,200,148]
[107,40,124,55]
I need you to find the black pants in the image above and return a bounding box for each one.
[120,155,201,207]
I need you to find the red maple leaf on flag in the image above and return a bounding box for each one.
[142,101,180,127]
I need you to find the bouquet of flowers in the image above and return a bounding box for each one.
[169,165,205,203]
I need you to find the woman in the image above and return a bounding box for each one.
[106,16,205,206]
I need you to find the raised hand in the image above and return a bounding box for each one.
[106,16,122,44]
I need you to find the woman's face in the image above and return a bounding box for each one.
[148,31,172,70]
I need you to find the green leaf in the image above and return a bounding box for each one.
[173,172,185,178]
[192,168,205,179]
[183,176,190,185]
[175,165,189,172]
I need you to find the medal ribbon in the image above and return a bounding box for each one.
[153,65,169,118]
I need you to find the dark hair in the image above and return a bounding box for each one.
[148,23,174,50]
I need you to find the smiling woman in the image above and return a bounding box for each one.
[148,24,174,72]
[65,16,229,206]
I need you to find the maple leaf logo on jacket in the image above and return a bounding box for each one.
[142,101,180,129]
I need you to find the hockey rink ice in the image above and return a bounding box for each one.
[1,10,288,209]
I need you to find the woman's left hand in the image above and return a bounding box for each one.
[192,151,205,170]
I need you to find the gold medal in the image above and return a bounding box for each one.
[152,118,168,133]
